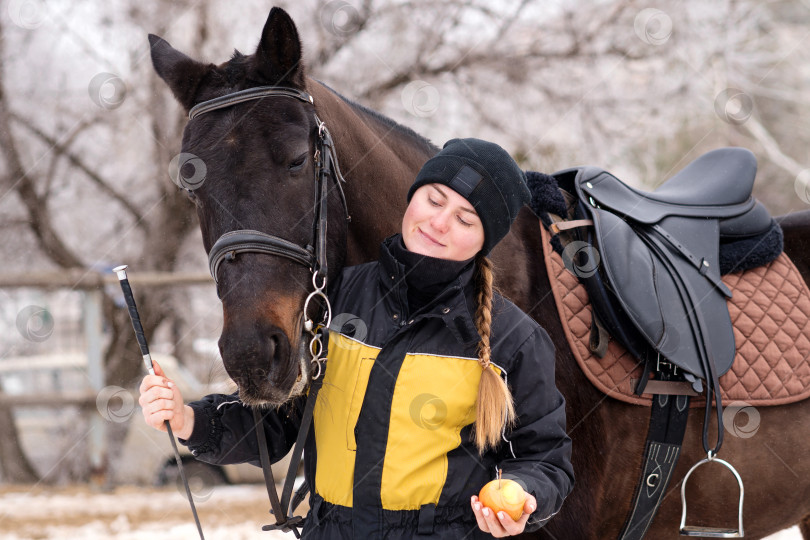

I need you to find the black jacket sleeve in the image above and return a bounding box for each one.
[180,392,305,467]
[498,326,574,531]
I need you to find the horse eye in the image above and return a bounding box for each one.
[289,154,307,171]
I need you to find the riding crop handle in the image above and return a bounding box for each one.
[113,265,154,375]
[113,264,205,540]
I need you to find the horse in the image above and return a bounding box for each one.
[149,8,810,539]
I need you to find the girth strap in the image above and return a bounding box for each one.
[618,393,691,540]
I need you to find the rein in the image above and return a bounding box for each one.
[188,85,349,536]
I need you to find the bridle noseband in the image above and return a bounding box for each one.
[187,86,350,537]
[208,230,313,279]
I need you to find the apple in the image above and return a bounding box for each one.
[478,475,527,521]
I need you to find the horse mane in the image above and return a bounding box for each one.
[316,80,439,155]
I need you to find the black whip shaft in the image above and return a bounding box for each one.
[113,264,205,540]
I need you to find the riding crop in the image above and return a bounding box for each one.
[113,264,205,540]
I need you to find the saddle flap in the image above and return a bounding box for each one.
[589,210,665,346]
[581,204,736,379]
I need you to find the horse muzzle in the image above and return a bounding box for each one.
[219,322,305,406]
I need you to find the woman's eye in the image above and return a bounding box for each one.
[289,155,307,171]
[428,197,441,207]
[457,215,473,227]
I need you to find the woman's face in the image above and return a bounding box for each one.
[401,184,485,261]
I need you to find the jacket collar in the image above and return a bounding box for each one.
[377,235,480,345]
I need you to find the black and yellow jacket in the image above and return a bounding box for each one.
[184,235,574,538]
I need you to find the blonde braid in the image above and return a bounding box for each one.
[474,255,516,453]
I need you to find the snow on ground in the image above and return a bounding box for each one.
[768,527,802,540]
[0,484,289,539]
[0,484,802,539]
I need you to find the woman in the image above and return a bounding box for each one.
[140,138,574,538]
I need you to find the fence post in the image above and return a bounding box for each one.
[83,289,106,481]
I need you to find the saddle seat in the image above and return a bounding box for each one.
[576,148,757,225]
[647,147,757,207]
[649,147,771,238]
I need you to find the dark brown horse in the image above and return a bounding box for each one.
[150,8,810,539]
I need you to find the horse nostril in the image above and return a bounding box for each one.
[264,334,280,381]
[247,329,291,387]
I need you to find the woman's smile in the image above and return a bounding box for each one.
[417,227,446,247]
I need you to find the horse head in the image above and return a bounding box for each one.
[149,8,347,406]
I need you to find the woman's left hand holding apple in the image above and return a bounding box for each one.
[471,493,537,537]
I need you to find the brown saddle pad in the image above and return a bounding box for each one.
[540,226,810,407]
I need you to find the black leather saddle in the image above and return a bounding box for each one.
[552,148,768,397]
[541,147,768,536]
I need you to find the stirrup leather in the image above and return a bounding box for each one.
[680,452,744,537]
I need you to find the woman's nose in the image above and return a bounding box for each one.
[430,209,451,232]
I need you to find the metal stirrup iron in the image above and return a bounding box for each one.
[679,451,744,538]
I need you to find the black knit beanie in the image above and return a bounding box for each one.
[407,138,530,256]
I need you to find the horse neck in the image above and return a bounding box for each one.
[308,79,436,265]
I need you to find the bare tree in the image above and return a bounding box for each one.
[300,0,808,205]
[0,1,209,482]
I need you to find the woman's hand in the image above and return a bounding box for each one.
[471,494,537,537]
[138,360,194,439]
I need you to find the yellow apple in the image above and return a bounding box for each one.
[478,477,527,521]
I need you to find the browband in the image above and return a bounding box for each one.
[189,86,313,119]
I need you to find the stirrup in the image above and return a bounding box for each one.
[680,452,744,537]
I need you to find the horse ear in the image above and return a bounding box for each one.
[254,7,305,86]
[149,34,212,111]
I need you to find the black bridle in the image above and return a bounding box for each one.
[193,86,349,291]
[187,86,349,537]
[193,85,349,380]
